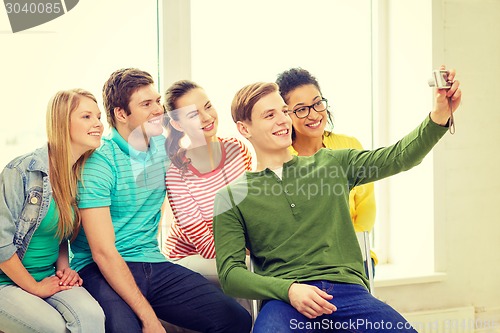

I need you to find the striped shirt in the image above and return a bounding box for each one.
[164,137,252,259]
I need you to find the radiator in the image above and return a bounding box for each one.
[475,307,500,333]
[402,306,476,333]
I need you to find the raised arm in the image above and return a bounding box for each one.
[335,66,462,188]
[342,137,377,233]
[430,66,461,125]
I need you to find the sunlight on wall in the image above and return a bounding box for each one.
[0,0,435,273]
[0,0,159,168]
[190,0,374,149]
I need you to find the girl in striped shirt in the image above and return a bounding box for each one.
[163,80,252,283]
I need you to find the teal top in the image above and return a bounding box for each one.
[214,116,448,302]
[71,128,169,272]
[0,199,59,285]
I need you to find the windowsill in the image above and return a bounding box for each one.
[374,263,447,288]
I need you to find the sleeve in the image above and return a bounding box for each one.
[240,140,253,171]
[335,115,448,188]
[225,138,253,172]
[213,187,294,302]
[165,167,215,259]
[346,137,376,233]
[350,183,376,233]
[77,153,115,209]
[0,167,23,263]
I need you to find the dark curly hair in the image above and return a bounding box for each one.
[276,67,322,102]
[276,67,333,141]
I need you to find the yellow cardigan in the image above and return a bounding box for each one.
[289,131,378,264]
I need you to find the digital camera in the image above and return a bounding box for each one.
[428,70,452,89]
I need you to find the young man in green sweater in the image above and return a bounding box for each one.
[213,68,461,332]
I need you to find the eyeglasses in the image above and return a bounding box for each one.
[291,98,328,119]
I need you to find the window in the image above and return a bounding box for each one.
[1,0,437,282]
[373,0,436,280]
[0,0,159,168]
[189,0,373,148]
[161,0,438,281]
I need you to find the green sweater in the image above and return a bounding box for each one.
[213,116,447,302]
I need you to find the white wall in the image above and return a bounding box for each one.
[2,0,500,326]
[376,0,500,324]
[187,0,374,148]
[0,1,159,168]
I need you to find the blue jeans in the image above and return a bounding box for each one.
[0,284,105,333]
[79,261,251,333]
[253,282,417,333]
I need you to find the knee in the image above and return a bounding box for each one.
[215,304,252,333]
[72,301,106,331]
[81,302,106,323]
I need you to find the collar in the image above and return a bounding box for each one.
[110,128,161,162]
[28,144,50,174]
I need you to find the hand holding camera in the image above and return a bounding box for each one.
[428,66,462,133]
[428,69,453,89]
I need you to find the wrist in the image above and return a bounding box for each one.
[287,282,298,301]
[135,297,157,323]
[429,111,450,126]
[26,280,40,296]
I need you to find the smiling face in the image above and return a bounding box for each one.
[238,91,292,154]
[170,87,218,145]
[286,84,328,140]
[117,84,164,143]
[69,96,103,158]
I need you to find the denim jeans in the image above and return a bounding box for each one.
[253,282,417,333]
[79,261,252,333]
[174,254,253,314]
[0,284,105,333]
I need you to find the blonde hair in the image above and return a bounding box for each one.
[46,89,97,241]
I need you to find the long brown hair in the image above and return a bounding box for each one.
[46,89,97,241]
[164,80,201,171]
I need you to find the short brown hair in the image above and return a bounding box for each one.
[231,82,278,123]
[102,68,154,128]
